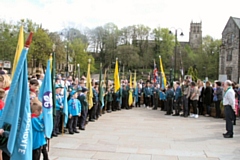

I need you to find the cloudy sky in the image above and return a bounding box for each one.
[0,0,239,41]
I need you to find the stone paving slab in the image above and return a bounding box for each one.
[49,108,240,160]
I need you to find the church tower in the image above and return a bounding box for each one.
[189,21,202,49]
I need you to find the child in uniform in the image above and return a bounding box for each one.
[68,90,81,134]
[31,99,46,160]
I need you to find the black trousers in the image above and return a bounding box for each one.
[145,96,151,107]
[89,103,98,120]
[198,101,204,115]
[215,100,221,118]
[166,98,173,114]
[174,97,182,114]
[68,116,78,132]
[224,105,234,135]
[107,101,112,111]
[153,95,158,109]
[42,143,49,160]
[183,96,189,116]
[96,102,101,118]
[191,100,198,114]
[122,97,127,109]
[136,96,141,107]
[33,147,41,160]
[2,151,10,160]
[79,109,88,129]
[54,110,61,134]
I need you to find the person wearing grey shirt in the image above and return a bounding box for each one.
[222,80,235,138]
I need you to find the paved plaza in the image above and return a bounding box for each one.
[49,108,240,160]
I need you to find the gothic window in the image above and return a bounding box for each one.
[227,50,232,61]
[227,34,232,44]
[226,67,232,80]
[231,34,234,44]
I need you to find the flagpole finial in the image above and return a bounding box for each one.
[159,55,161,58]
[25,32,33,48]
[116,57,118,61]
[88,59,91,63]
[100,63,102,67]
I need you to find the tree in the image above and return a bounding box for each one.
[115,45,140,70]
[152,27,175,70]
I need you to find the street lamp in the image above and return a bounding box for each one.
[169,28,184,81]
[169,68,173,86]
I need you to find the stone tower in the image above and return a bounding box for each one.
[189,21,202,49]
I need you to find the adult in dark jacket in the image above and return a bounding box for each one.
[214,81,223,118]
[204,81,212,116]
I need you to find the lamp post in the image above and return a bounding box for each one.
[169,28,184,81]
[77,63,80,79]
[169,68,173,86]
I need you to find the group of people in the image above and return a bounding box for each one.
[0,69,239,160]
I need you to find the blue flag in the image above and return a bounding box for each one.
[0,47,32,159]
[134,87,138,103]
[63,87,68,127]
[38,58,53,138]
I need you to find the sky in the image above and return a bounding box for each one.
[0,0,239,42]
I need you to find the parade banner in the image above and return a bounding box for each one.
[0,33,33,159]
[114,58,120,93]
[86,59,93,109]
[38,57,53,138]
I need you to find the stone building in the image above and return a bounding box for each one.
[219,16,240,82]
[189,22,202,49]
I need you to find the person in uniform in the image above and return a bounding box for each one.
[53,84,64,137]
[144,81,152,108]
[173,81,182,116]
[68,90,81,134]
[78,87,88,130]
[165,85,174,115]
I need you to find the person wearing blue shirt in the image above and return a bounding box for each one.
[159,89,167,111]
[135,83,142,108]
[68,90,81,134]
[173,81,182,116]
[144,81,152,108]
[78,87,88,130]
[53,84,64,137]
[31,99,46,160]
[165,85,174,115]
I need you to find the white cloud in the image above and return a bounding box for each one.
[0,0,239,41]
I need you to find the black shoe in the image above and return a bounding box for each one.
[89,119,95,122]
[74,130,80,133]
[79,127,85,130]
[69,131,74,134]
[52,133,58,137]
[107,110,112,113]
[165,113,170,115]
[223,134,233,138]
[152,108,157,110]
[172,114,179,116]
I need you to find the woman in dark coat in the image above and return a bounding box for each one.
[203,81,212,116]
[213,81,223,118]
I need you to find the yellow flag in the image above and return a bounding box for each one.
[11,26,24,77]
[159,56,167,88]
[86,61,93,109]
[133,70,137,88]
[128,72,133,106]
[114,59,120,93]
